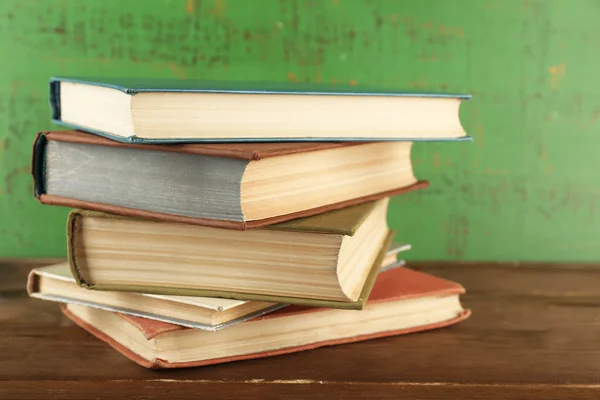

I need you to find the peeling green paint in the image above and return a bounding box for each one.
[0,0,599,261]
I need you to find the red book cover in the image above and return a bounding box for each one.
[62,267,470,369]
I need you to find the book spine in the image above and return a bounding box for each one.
[31,132,48,198]
[49,79,61,122]
[66,210,93,289]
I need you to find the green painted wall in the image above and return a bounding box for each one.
[0,0,598,261]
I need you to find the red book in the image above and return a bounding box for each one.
[62,267,470,369]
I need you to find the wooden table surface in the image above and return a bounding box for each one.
[2,261,600,400]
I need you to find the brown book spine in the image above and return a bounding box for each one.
[66,209,89,288]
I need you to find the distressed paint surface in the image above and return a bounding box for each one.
[0,0,599,260]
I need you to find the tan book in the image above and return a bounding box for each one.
[61,266,470,369]
[50,77,470,142]
[68,199,394,309]
[27,245,408,330]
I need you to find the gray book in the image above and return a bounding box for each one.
[33,130,427,229]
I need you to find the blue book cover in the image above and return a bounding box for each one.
[50,77,472,144]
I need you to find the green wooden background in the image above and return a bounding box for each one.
[0,0,598,261]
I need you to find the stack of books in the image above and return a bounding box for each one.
[28,78,471,368]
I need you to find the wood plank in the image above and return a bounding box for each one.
[2,381,600,400]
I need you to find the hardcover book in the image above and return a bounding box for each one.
[27,245,409,330]
[67,199,395,309]
[33,130,428,230]
[61,266,470,369]
[50,77,471,143]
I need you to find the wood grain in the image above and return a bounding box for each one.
[4,261,600,399]
[1,381,599,400]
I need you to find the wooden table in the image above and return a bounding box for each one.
[2,261,600,399]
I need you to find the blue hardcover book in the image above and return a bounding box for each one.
[50,77,471,144]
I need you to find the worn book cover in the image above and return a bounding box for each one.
[32,130,429,230]
[50,77,472,143]
[62,266,471,369]
[68,201,396,310]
